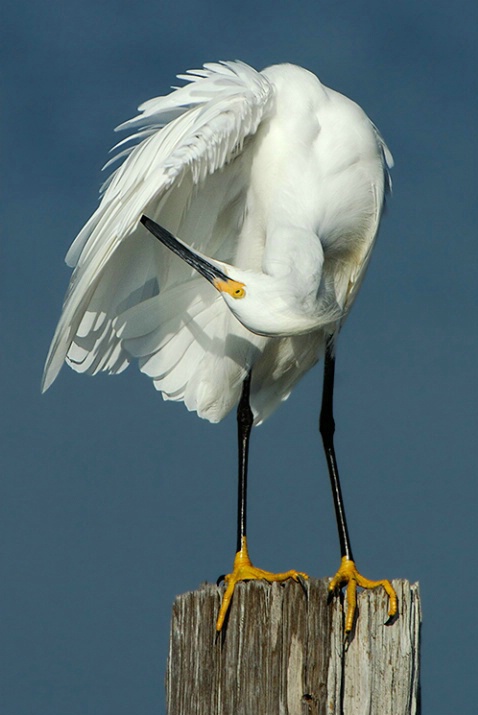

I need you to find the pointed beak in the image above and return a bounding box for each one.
[141,215,228,283]
[140,215,246,299]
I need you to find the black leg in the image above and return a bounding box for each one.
[215,369,308,631]
[236,371,253,552]
[319,338,398,634]
[319,339,354,562]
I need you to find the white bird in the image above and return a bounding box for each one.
[43,61,397,634]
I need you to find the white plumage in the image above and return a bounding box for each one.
[43,61,392,425]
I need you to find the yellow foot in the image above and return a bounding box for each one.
[216,536,308,631]
[329,557,398,634]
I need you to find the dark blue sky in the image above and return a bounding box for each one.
[3,1,477,713]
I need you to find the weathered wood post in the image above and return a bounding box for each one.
[166,578,420,714]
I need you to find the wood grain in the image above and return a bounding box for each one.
[166,578,420,715]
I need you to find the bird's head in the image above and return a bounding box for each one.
[140,216,328,337]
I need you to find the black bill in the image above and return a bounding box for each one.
[140,215,230,285]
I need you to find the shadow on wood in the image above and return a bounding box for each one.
[166,578,420,715]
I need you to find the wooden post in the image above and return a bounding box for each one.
[166,578,421,715]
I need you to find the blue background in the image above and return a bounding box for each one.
[3,1,477,712]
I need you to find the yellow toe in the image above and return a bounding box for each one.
[329,556,398,634]
[216,537,308,631]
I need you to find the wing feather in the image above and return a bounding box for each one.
[43,62,274,392]
[340,127,393,316]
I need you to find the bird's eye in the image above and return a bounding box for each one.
[233,286,245,299]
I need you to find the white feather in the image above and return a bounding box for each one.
[43,61,392,426]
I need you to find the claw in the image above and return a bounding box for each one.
[329,556,398,634]
[216,537,308,631]
[296,574,309,595]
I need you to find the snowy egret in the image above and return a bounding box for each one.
[43,61,397,634]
